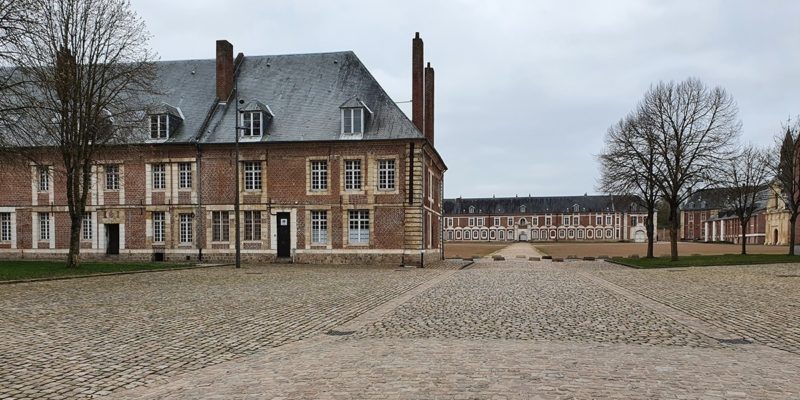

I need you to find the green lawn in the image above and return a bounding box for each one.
[610,254,800,269]
[0,260,193,281]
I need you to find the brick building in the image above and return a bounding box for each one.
[0,34,446,266]
[680,188,726,241]
[443,195,652,242]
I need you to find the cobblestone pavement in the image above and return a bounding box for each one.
[115,259,800,399]
[5,258,800,399]
[571,261,800,354]
[0,265,441,399]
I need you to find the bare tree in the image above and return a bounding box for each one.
[768,119,800,255]
[640,78,740,261]
[720,144,771,255]
[0,0,156,268]
[598,113,659,258]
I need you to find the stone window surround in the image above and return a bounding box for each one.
[306,156,330,195]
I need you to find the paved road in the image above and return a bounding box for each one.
[2,257,799,398]
[489,242,544,259]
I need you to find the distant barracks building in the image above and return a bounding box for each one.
[0,34,446,266]
[443,195,651,242]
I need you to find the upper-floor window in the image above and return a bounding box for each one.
[596,215,602,225]
[606,215,613,225]
[545,216,552,226]
[573,204,580,212]
[341,108,364,134]
[378,159,395,190]
[344,159,362,191]
[507,217,513,225]
[520,205,526,213]
[468,217,475,226]
[476,217,483,227]
[310,160,328,191]
[573,216,580,226]
[241,111,263,137]
[563,215,570,226]
[152,164,166,189]
[494,217,500,226]
[105,164,120,191]
[688,213,694,222]
[244,162,261,191]
[179,163,192,189]
[532,217,539,225]
[38,166,50,192]
[446,217,453,227]
[150,114,168,139]
[468,206,475,214]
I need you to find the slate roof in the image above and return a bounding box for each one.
[443,195,643,215]
[148,51,422,144]
[681,188,730,211]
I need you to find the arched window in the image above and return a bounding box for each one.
[520,205,526,213]
[490,230,496,240]
[469,206,475,214]
[499,230,505,240]
[531,230,538,239]
[519,217,528,225]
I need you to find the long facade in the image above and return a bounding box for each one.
[0,35,446,266]
[443,195,652,242]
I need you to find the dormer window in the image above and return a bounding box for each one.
[520,205,526,213]
[342,108,363,134]
[340,97,372,135]
[469,206,475,214]
[241,111,263,137]
[150,114,168,139]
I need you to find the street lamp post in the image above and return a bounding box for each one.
[233,87,244,268]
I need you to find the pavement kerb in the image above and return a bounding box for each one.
[0,263,232,285]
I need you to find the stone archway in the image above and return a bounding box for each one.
[519,232,529,242]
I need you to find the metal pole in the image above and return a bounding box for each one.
[234,85,241,268]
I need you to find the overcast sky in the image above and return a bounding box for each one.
[132,0,800,198]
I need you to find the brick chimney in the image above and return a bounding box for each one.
[216,40,234,102]
[412,32,424,133]
[424,62,434,145]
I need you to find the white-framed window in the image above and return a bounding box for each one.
[688,213,694,222]
[472,229,479,239]
[244,210,261,241]
[38,212,50,241]
[508,230,514,240]
[499,230,504,240]
[532,217,539,225]
[568,229,575,239]
[520,217,528,225]
[152,163,166,189]
[446,217,453,227]
[595,229,603,238]
[469,206,475,214]
[38,166,50,192]
[476,218,484,227]
[507,217,513,225]
[344,159,362,191]
[463,230,469,240]
[212,211,229,242]
[532,230,539,239]
[348,210,369,244]
[494,217,500,226]
[341,108,364,134]
[0,213,11,241]
[587,229,594,239]
[574,216,580,226]
[81,214,92,240]
[378,159,395,190]
[481,230,488,240]
[105,164,120,191]
[563,215,570,226]
[573,204,580,212]
[178,162,192,189]
[150,114,168,139]
[520,205,526,213]
[578,229,584,239]
[311,160,328,191]
[596,216,602,225]
[545,216,552,226]
[241,111,263,137]
[152,212,165,243]
[606,215,612,225]
[244,162,262,191]
[559,229,566,239]
[490,230,496,240]
[550,230,557,239]
[468,217,475,226]
[606,229,613,238]
[311,210,328,244]
[179,213,193,244]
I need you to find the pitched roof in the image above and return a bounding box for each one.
[682,188,729,211]
[147,51,422,144]
[443,195,643,215]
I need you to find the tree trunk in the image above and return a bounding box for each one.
[67,213,82,268]
[790,213,797,256]
[669,203,679,261]
[740,221,747,256]
[646,208,655,258]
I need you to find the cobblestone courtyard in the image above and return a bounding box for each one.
[1,258,799,398]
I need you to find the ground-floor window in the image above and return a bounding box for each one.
[558,229,566,239]
[499,230,504,240]
[311,210,328,244]
[152,212,165,243]
[447,230,454,240]
[550,230,556,239]
[179,213,193,244]
[567,229,574,239]
[244,211,262,241]
[348,210,370,244]
[0,212,10,242]
[82,213,92,241]
[481,230,488,240]
[489,230,496,240]
[531,230,538,240]
[587,229,593,239]
[577,229,584,239]
[606,229,613,239]
[595,229,602,239]
[38,212,50,241]
[472,229,479,240]
[456,230,462,240]
[212,211,230,242]
[507,230,514,240]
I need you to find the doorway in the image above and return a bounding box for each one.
[277,212,291,258]
[106,224,119,255]
[774,229,779,245]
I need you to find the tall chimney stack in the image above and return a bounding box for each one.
[412,32,424,132]
[216,40,234,102]
[424,62,435,145]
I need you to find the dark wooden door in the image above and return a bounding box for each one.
[106,224,120,255]
[277,212,290,258]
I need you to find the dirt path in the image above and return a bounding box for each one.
[490,242,544,259]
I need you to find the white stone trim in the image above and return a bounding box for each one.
[0,207,17,249]
[270,208,297,254]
